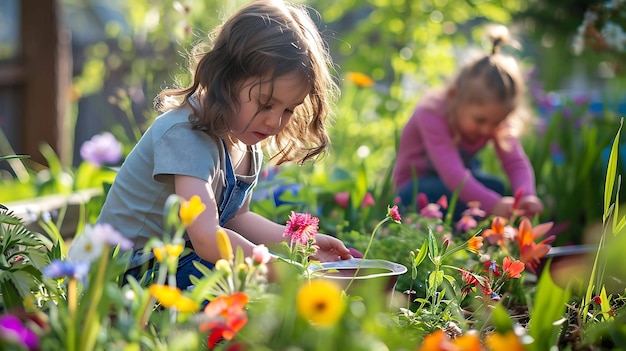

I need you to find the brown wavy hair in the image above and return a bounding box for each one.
[155,0,339,165]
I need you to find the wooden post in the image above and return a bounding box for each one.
[20,0,71,166]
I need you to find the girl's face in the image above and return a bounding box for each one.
[229,71,310,146]
[454,101,511,143]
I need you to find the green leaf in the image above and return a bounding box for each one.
[603,118,622,222]
[528,261,571,351]
[413,239,429,268]
[491,302,514,333]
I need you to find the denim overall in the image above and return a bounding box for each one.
[127,139,257,290]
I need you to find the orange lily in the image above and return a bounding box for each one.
[502,256,525,279]
[482,216,508,246]
[467,236,484,254]
[417,330,483,351]
[517,218,554,274]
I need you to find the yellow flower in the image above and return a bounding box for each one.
[485,331,525,351]
[216,228,233,260]
[153,243,184,262]
[149,284,199,312]
[296,279,345,327]
[346,72,375,87]
[179,195,206,226]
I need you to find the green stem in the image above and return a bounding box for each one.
[345,217,389,292]
[79,246,111,350]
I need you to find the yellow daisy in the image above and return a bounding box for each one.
[296,279,345,327]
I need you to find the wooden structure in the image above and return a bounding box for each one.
[0,0,71,166]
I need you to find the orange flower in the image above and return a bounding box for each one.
[517,218,554,274]
[485,330,525,351]
[467,236,484,254]
[346,72,374,87]
[200,292,249,348]
[482,216,507,246]
[502,256,525,279]
[417,330,482,351]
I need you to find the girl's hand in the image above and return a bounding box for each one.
[491,196,515,218]
[518,195,544,218]
[311,234,352,262]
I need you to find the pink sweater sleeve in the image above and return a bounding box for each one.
[495,136,536,197]
[417,111,502,213]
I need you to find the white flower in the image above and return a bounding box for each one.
[67,232,103,263]
[252,244,272,264]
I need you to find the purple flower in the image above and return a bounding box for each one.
[0,315,40,351]
[43,259,90,280]
[80,132,122,166]
[89,223,133,251]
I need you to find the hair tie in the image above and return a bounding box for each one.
[492,37,503,55]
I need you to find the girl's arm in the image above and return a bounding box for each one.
[175,174,351,262]
[227,196,352,261]
[175,174,260,262]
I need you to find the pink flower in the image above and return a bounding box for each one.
[282,211,319,246]
[361,192,375,208]
[456,215,477,232]
[420,203,443,219]
[252,244,271,264]
[462,201,486,218]
[0,315,39,351]
[334,192,350,209]
[436,195,448,210]
[388,205,401,223]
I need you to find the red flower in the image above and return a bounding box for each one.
[282,211,319,246]
[484,260,501,277]
[200,292,249,349]
[388,205,401,223]
[517,218,554,274]
[417,193,429,211]
[502,256,525,279]
[592,295,602,304]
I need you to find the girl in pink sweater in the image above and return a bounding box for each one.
[393,26,543,220]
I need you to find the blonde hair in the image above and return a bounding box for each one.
[155,0,339,165]
[446,25,532,144]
